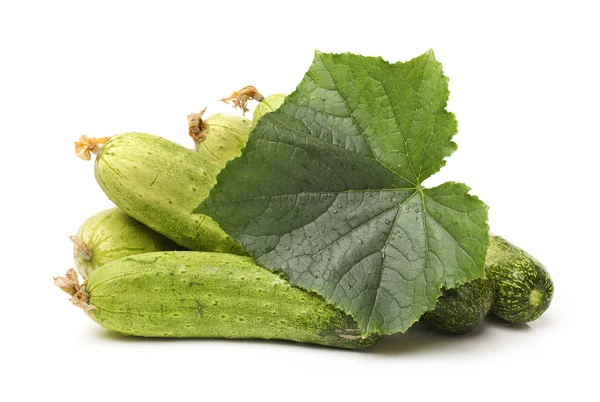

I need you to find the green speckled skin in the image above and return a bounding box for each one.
[85,252,380,349]
[252,93,287,127]
[194,114,251,169]
[422,277,494,334]
[73,208,183,279]
[95,133,246,255]
[485,235,554,323]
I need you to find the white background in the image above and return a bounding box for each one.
[1,1,598,401]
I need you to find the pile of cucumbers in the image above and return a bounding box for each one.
[55,92,553,349]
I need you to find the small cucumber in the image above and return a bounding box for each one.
[421,277,494,334]
[77,133,246,255]
[57,251,380,349]
[252,93,287,127]
[71,208,182,278]
[188,110,252,169]
[485,235,554,323]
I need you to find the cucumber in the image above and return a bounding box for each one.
[188,110,252,169]
[485,235,554,323]
[71,208,182,279]
[57,251,380,349]
[252,93,287,127]
[421,277,494,334]
[79,133,246,255]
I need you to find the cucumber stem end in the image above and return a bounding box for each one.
[54,268,96,312]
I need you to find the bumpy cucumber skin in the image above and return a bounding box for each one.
[485,235,554,323]
[74,207,182,278]
[195,114,251,169]
[252,93,287,127]
[421,278,494,334]
[85,251,380,349]
[95,133,246,255]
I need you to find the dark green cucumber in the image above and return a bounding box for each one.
[90,133,246,255]
[80,251,380,349]
[485,235,554,323]
[421,277,494,334]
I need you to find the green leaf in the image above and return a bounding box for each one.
[197,50,489,335]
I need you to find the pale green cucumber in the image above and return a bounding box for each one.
[80,251,380,349]
[252,93,287,127]
[188,112,252,169]
[71,207,182,278]
[91,133,246,254]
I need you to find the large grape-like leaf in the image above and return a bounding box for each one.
[197,50,489,335]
